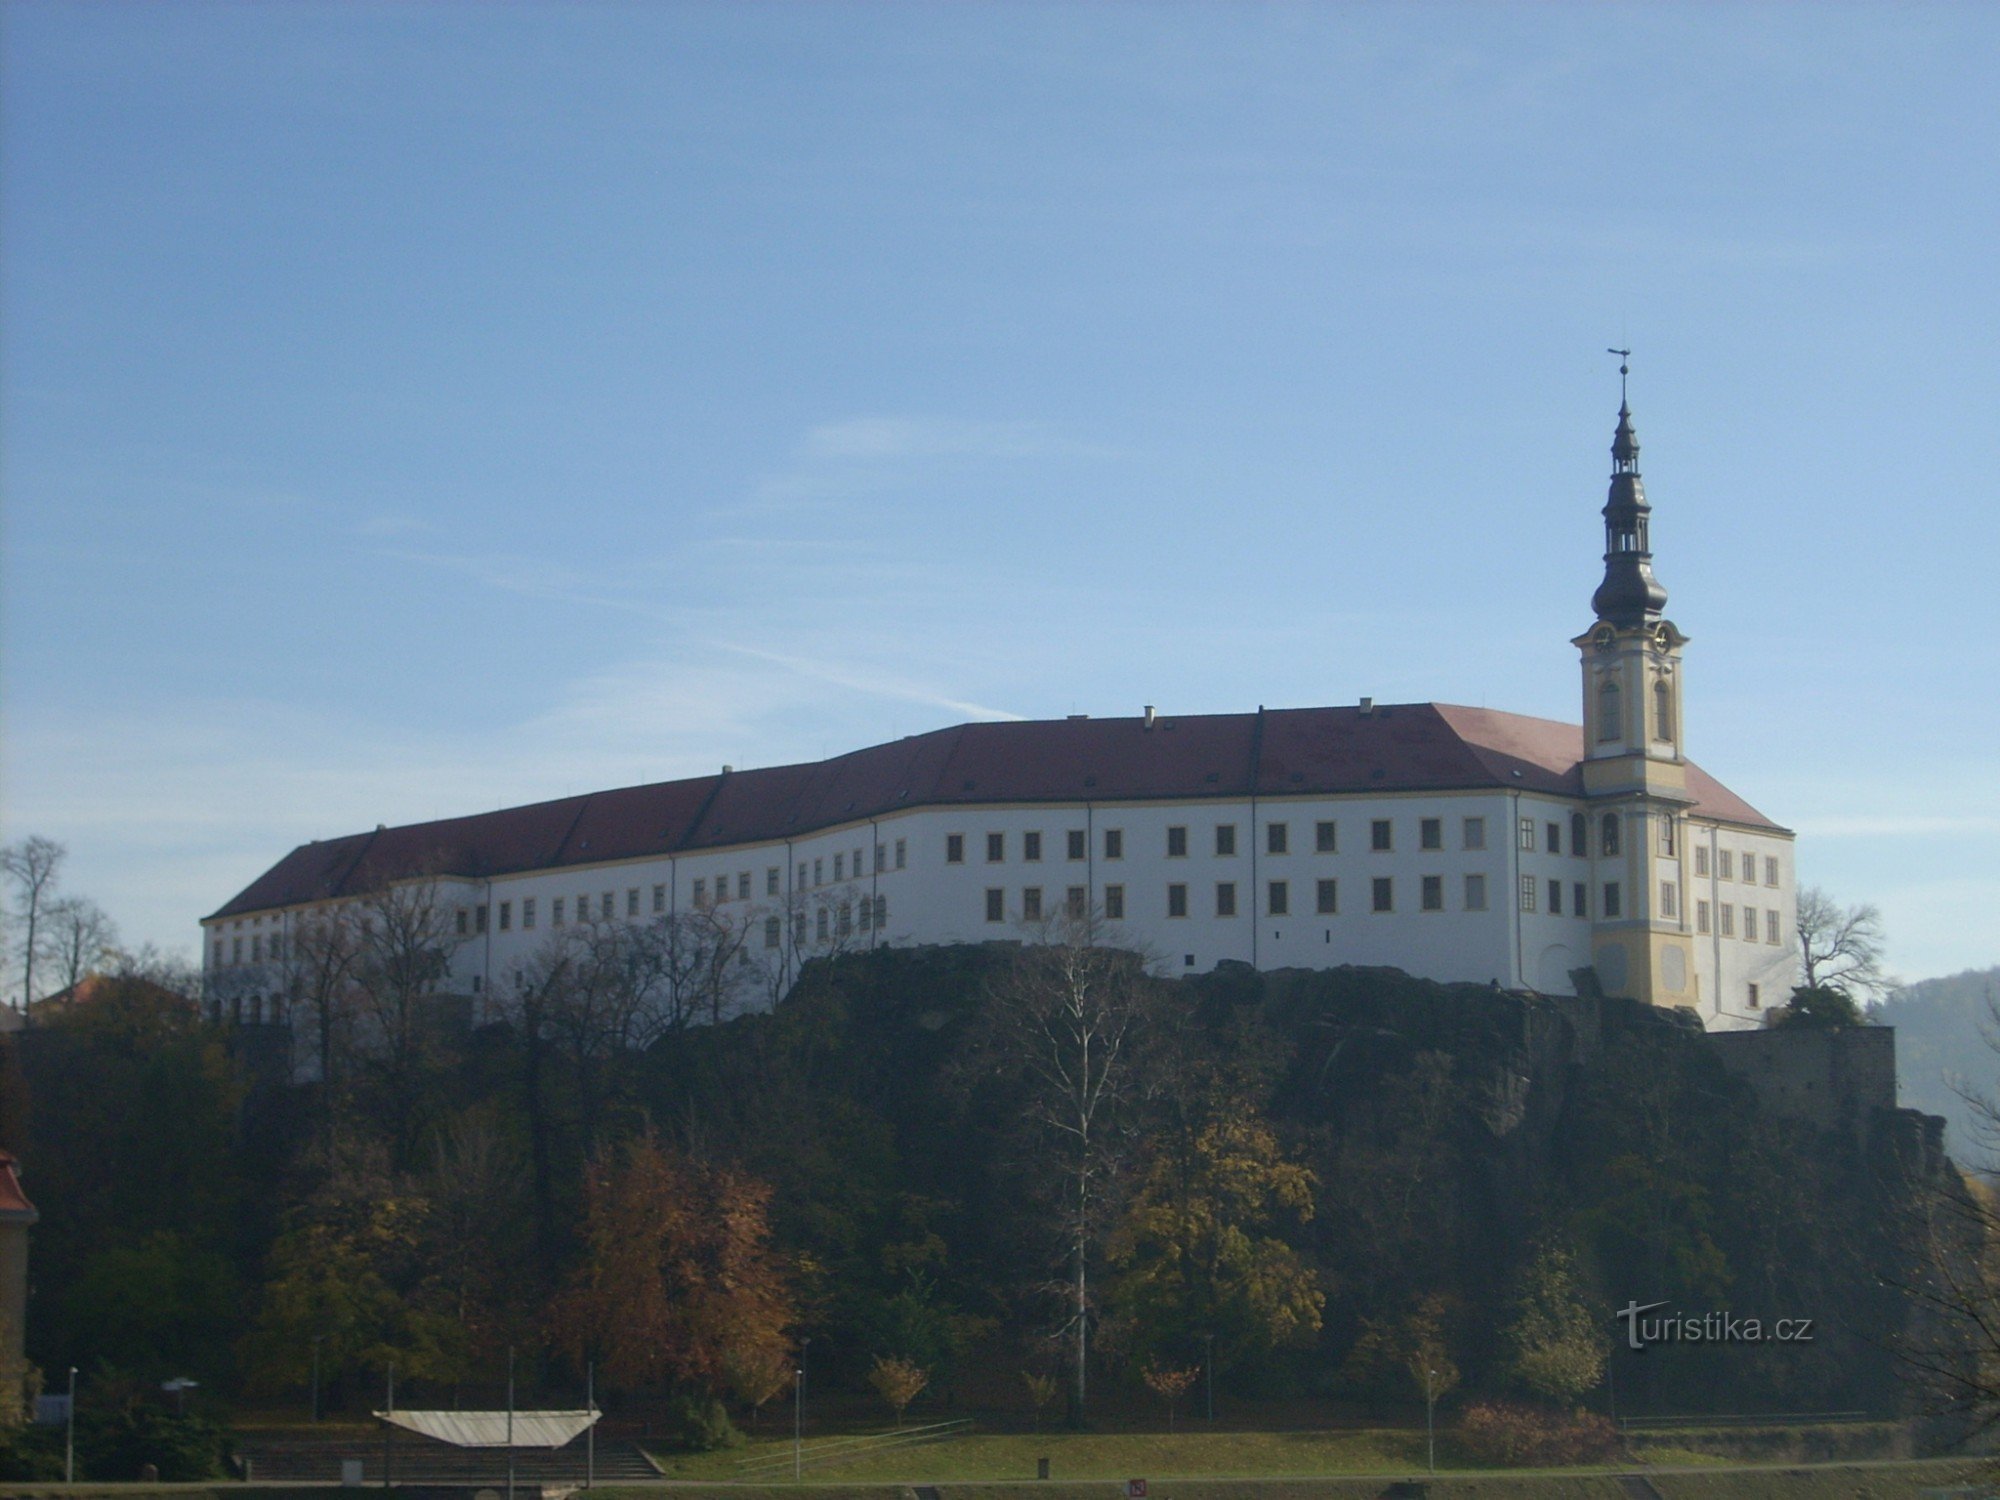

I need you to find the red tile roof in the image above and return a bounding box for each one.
[209,703,1785,919]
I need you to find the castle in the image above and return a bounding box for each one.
[204,393,1800,1030]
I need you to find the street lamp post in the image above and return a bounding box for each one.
[65,1367,77,1484]
[792,1366,802,1481]
[1425,1367,1437,1475]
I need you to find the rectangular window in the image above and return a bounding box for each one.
[1718,850,1734,880]
[1720,902,1735,936]
[817,906,830,941]
[946,835,964,864]
[875,844,887,873]
[232,937,243,963]
[476,906,489,933]
[1748,983,1761,1009]
[1573,882,1587,919]
[766,869,780,898]
[1659,818,1676,856]
[1267,879,1289,916]
[1520,875,1538,913]
[1421,874,1443,911]
[986,832,1005,863]
[1104,884,1125,920]
[1421,817,1443,851]
[1695,845,1711,877]
[1765,856,1779,887]
[834,853,845,881]
[1314,820,1336,853]
[1022,887,1043,921]
[813,858,824,885]
[1549,879,1562,915]
[624,888,637,917]
[1372,876,1394,913]
[798,862,809,888]
[523,898,537,930]
[1742,905,1758,941]
[456,909,468,936]
[1697,900,1711,934]
[1464,874,1487,911]
[985,888,1005,922]
[734,872,747,901]
[1372,819,1392,852]
[1024,831,1042,862]
[499,901,512,932]
[1216,881,1237,917]
[602,891,614,920]
[1316,878,1338,915]
[1603,882,1622,918]
[693,877,707,908]
[1068,829,1087,860]
[1766,909,1780,944]
[764,916,781,949]
[874,895,888,929]
[1067,885,1087,918]
[252,934,263,962]
[1660,881,1678,919]
[1463,817,1485,851]
[1569,813,1586,858]
[1104,829,1123,860]
[1218,824,1239,856]
[854,847,863,878]
[1167,883,1188,918]
[1267,822,1289,855]
[1547,822,1562,855]
[896,839,908,870]
[552,898,565,927]
[650,883,664,913]
[1518,817,1537,852]
[1167,825,1188,858]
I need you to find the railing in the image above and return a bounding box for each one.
[734,1418,973,1476]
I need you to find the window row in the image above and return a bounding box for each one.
[949,816,1524,864]
[1692,846,1782,886]
[981,874,1519,921]
[1695,901,1784,944]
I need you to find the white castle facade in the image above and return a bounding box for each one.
[204,397,1800,1030]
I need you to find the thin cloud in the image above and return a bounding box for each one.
[713,640,1025,723]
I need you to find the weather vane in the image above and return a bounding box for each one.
[1607,347,1631,404]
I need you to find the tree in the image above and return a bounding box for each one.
[286,904,364,1157]
[1020,1370,1059,1430]
[1795,886,1894,1001]
[1107,1116,1323,1372]
[550,1132,793,1398]
[1343,1292,1460,1408]
[1770,983,1867,1029]
[1140,1362,1197,1431]
[39,896,117,1001]
[1501,1243,1608,1408]
[981,914,1157,1423]
[348,882,463,1168]
[866,1354,927,1426]
[2,836,65,1016]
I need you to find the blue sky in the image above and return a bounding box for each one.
[3,2,1996,983]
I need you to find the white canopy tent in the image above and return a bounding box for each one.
[372,1410,599,1449]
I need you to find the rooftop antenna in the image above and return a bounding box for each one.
[1607,347,1631,405]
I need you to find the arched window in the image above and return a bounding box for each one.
[1597,678,1622,742]
[1601,814,1621,857]
[1654,678,1674,741]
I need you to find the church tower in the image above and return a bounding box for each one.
[1572,366,1698,1007]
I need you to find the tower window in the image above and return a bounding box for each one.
[1598,678,1622,742]
[1601,814,1621,857]
[1603,882,1622,918]
[1571,813,1588,857]
[1660,881,1678,919]
[1654,679,1675,741]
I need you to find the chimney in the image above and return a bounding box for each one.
[1359,698,1375,716]
[721,764,734,774]
[1143,705,1157,729]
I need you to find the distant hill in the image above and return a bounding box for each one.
[1872,965,2000,1166]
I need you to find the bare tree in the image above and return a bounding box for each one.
[349,881,464,1167]
[40,895,117,1001]
[1795,885,1895,1001]
[1,836,66,1017]
[288,903,366,1156]
[981,909,1158,1424]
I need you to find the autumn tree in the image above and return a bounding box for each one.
[1342,1292,1460,1408]
[981,917,1158,1423]
[1107,1116,1323,1374]
[866,1354,927,1426]
[1140,1361,1198,1431]
[1501,1243,1608,1408]
[550,1132,792,1400]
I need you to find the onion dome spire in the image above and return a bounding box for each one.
[1590,351,1669,627]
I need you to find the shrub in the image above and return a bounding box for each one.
[1456,1399,1622,1467]
[663,1393,744,1452]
